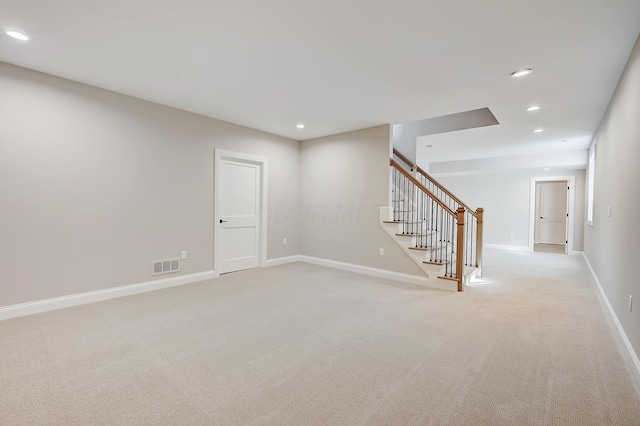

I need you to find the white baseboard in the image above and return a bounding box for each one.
[271,255,437,287]
[1,255,431,320]
[0,254,445,321]
[0,270,217,321]
[265,255,302,267]
[298,255,430,286]
[582,254,640,380]
[484,244,532,252]
[486,244,582,255]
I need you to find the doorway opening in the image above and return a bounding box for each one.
[529,176,575,254]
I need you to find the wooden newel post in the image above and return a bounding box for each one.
[476,207,484,278]
[456,207,465,292]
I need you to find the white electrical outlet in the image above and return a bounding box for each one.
[379,248,384,256]
[607,206,611,217]
[629,295,633,312]
[181,250,188,260]
[283,238,287,246]
[509,232,514,238]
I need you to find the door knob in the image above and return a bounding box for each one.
[220,219,228,223]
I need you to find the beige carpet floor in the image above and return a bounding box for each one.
[1,248,639,425]
[534,244,566,254]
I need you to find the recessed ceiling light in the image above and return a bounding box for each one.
[426,144,433,148]
[542,168,550,171]
[511,68,533,78]
[561,139,568,143]
[527,106,540,112]
[533,128,544,133]
[296,123,305,129]
[5,30,29,41]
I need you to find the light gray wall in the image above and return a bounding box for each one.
[394,108,499,165]
[299,125,423,276]
[584,35,640,362]
[392,122,418,164]
[0,62,300,307]
[435,168,586,250]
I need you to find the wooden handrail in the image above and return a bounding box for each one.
[391,148,484,287]
[415,165,477,217]
[390,159,456,217]
[392,148,477,217]
[392,148,416,170]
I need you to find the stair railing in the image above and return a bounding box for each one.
[392,149,483,278]
[391,159,465,291]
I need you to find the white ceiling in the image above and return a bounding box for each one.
[1,0,639,168]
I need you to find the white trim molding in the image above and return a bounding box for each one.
[485,245,584,255]
[265,254,436,287]
[0,256,437,320]
[214,149,268,274]
[583,254,640,380]
[299,255,431,287]
[0,270,216,321]
[268,254,432,286]
[529,176,576,254]
[265,256,302,267]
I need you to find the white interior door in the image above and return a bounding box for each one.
[215,151,267,274]
[536,181,567,245]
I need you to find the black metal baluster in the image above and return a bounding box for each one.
[393,168,399,222]
[452,215,456,277]
[445,210,449,272]
[465,210,469,266]
[469,211,472,266]
[433,205,438,263]
[445,212,450,276]
[405,175,409,233]
[438,207,443,263]
[406,176,410,233]
[393,168,397,221]
[400,173,404,224]
[411,179,415,237]
[418,187,424,247]
[448,210,452,273]
[438,206,449,273]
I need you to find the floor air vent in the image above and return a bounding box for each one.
[152,259,180,275]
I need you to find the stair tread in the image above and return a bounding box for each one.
[380,200,481,292]
[409,246,434,251]
[417,242,453,248]
[437,275,460,282]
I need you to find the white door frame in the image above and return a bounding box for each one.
[529,176,575,254]
[214,149,268,274]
